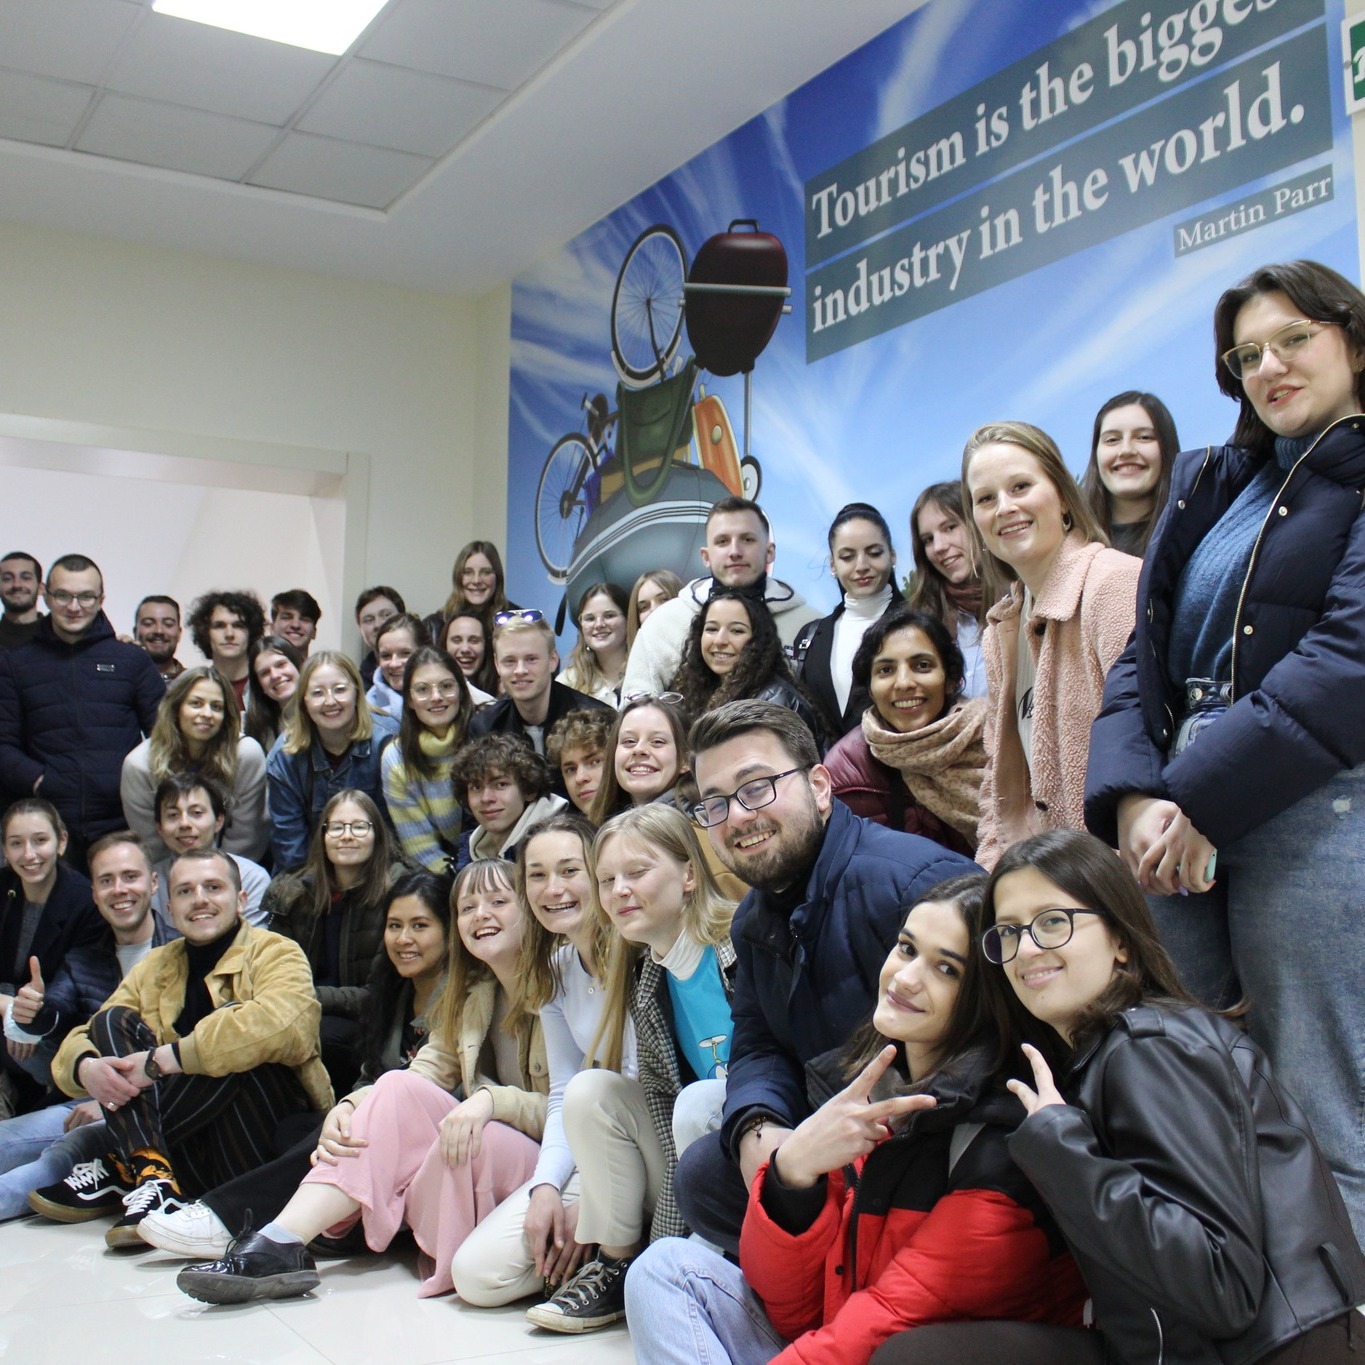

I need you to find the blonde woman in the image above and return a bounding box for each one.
[265,650,398,870]
[120,665,268,862]
[557,582,629,704]
[525,803,735,1334]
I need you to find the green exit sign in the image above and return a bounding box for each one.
[1346,15,1365,114]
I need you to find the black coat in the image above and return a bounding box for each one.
[1010,1004,1365,1364]
[0,862,103,993]
[792,594,904,739]
[467,681,611,797]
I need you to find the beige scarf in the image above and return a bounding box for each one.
[862,697,987,846]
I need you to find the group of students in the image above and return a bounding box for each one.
[0,254,1363,1364]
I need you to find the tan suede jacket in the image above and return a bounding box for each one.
[51,918,333,1113]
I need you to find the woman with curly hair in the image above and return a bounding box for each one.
[120,665,269,862]
[671,591,825,751]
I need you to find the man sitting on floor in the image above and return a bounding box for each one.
[37,848,331,1247]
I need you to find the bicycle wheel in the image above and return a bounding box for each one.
[535,434,593,580]
[611,225,687,388]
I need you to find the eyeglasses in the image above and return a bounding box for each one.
[1220,319,1336,379]
[622,691,685,707]
[981,908,1111,964]
[411,679,463,701]
[306,684,353,703]
[690,766,809,828]
[323,820,373,838]
[494,609,545,628]
[47,590,101,607]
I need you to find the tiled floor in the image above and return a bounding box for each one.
[0,1215,636,1365]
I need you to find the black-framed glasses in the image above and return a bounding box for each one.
[494,609,545,628]
[1220,319,1336,380]
[46,590,102,607]
[323,820,374,838]
[690,766,810,829]
[982,908,1110,964]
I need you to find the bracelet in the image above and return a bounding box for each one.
[736,1112,776,1148]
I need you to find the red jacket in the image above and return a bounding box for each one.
[739,1054,1087,1364]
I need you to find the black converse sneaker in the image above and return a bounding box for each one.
[28,1157,133,1222]
[525,1253,635,1333]
[106,1178,185,1249]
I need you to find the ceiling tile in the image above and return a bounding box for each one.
[0,69,92,147]
[296,59,499,157]
[248,131,432,208]
[360,0,595,89]
[75,93,281,180]
[103,11,334,125]
[0,0,141,84]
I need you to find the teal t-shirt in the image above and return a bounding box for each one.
[666,943,733,1081]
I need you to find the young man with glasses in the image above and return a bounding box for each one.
[0,555,165,859]
[469,613,611,795]
[673,698,978,1254]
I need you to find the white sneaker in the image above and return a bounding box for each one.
[137,1199,232,1257]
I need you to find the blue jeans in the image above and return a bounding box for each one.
[1148,762,1365,1245]
[0,1101,76,1175]
[626,1237,786,1365]
[0,1115,110,1220]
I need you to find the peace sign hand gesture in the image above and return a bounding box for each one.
[775,1045,936,1191]
[1006,1043,1067,1118]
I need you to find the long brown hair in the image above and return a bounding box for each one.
[1079,391,1180,555]
[147,665,242,786]
[441,541,511,620]
[560,582,629,697]
[298,788,397,925]
[905,482,984,627]
[395,645,473,776]
[430,858,517,1053]
[587,696,692,827]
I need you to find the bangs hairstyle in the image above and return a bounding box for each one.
[1213,258,1365,458]
[905,482,984,626]
[397,645,473,775]
[843,871,990,1087]
[441,610,499,696]
[443,541,510,620]
[1080,391,1180,554]
[560,582,629,697]
[587,695,692,827]
[850,606,964,707]
[587,802,736,1072]
[298,788,395,925]
[431,858,518,1054]
[147,665,242,786]
[244,634,304,752]
[961,421,1108,604]
[283,651,372,754]
[361,870,451,1085]
[626,569,683,647]
[509,811,610,1025]
[978,828,1199,1076]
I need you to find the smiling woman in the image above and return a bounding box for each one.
[961,422,1140,869]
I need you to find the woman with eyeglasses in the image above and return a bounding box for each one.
[557,582,630,705]
[963,421,1140,870]
[626,872,1088,1364]
[263,789,411,1094]
[1079,392,1180,558]
[1086,261,1365,1242]
[382,646,474,873]
[265,650,399,871]
[791,503,904,739]
[422,541,518,646]
[885,829,1365,1364]
[120,664,270,863]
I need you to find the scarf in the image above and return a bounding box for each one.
[943,577,984,625]
[417,725,460,760]
[862,697,988,844]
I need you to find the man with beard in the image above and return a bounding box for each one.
[0,552,43,652]
[673,699,978,1253]
[42,848,328,1247]
[620,497,820,700]
[133,596,184,681]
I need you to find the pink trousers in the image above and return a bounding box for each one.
[302,1069,540,1297]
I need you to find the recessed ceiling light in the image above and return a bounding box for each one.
[151,0,389,56]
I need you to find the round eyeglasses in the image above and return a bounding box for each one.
[981,908,1111,965]
[323,820,373,838]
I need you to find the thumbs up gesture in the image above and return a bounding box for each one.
[11,956,45,1028]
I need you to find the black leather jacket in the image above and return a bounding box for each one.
[1009,1004,1365,1364]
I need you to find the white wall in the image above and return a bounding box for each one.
[0,221,510,652]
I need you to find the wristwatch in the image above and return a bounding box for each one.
[143,1050,165,1082]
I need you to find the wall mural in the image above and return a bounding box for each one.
[507,0,1355,641]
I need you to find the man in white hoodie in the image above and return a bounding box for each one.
[620,497,819,700]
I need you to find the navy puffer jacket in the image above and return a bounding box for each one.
[720,798,977,1156]
[0,614,164,842]
[1086,415,1365,849]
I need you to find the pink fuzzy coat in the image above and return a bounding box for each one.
[976,538,1140,869]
